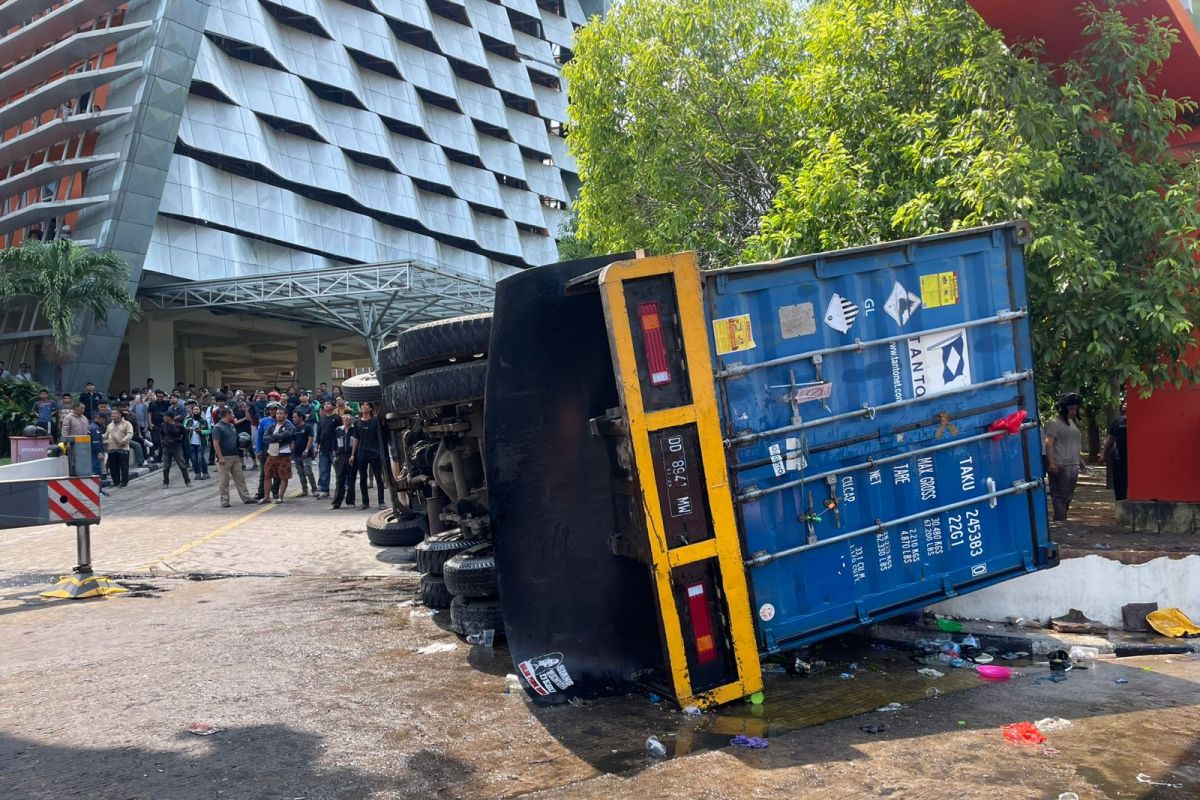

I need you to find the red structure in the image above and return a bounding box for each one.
[971,0,1200,507]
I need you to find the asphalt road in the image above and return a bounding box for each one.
[1,476,1197,799]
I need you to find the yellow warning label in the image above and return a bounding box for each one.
[920,271,960,309]
[712,314,755,355]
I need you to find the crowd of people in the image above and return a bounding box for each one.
[36,378,391,511]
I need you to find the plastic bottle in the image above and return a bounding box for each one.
[1069,645,1099,661]
[645,735,667,759]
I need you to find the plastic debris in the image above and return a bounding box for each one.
[875,702,907,712]
[1068,646,1099,661]
[648,694,661,703]
[187,723,219,736]
[416,642,457,655]
[1007,616,1044,628]
[976,665,1013,681]
[645,736,667,759]
[1001,651,1030,660]
[988,408,1028,439]
[859,724,887,734]
[936,618,964,632]
[847,662,859,672]
[730,735,769,749]
[1146,608,1200,638]
[925,687,943,698]
[961,635,980,648]
[503,674,522,694]
[839,672,855,680]
[1113,677,1129,684]
[917,667,945,678]
[1001,722,1046,746]
[1136,773,1183,788]
[1035,673,1069,684]
[682,705,702,717]
[1043,748,1061,756]
[1058,793,1079,800]
[1035,717,1072,733]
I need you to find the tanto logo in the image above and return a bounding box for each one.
[907,328,972,398]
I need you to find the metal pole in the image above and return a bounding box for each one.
[726,371,1032,447]
[75,524,92,573]
[746,480,1042,567]
[715,310,1027,379]
[737,422,1039,503]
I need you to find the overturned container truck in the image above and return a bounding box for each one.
[480,221,1055,708]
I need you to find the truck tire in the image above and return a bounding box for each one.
[397,360,488,411]
[442,543,498,598]
[415,529,487,576]
[420,573,452,609]
[341,371,383,404]
[450,595,505,639]
[380,314,492,377]
[366,510,427,547]
[382,378,412,416]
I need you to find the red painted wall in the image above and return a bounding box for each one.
[1127,347,1200,502]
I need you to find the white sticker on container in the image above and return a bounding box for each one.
[759,603,776,622]
[908,327,972,398]
[883,281,921,327]
[768,443,785,477]
[779,302,817,339]
[785,437,807,472]
[824,293,859,334]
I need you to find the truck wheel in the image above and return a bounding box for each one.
[415,529,486,576]
[442,543,498,598]
[382,378,412,416]
[341,371,383,404]
[398,360,488,411]
[419,573,452,609]
[450,595,505,638]
[380,314,492,377]
[366,510,427,547]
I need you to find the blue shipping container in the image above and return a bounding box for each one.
[487,221,1055,709]
[709,221,1054,652]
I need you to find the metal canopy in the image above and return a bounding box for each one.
[138,260,497,368]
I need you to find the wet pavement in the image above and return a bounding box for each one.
[2,475,1198,799]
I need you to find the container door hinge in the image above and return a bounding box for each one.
[942,577,957,598]
[856,602,873,625]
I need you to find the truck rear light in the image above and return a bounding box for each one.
[686,582,718,664]
[638,302,672,386]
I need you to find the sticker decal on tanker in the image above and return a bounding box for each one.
[908,328,972,398]
[883,281,921,327]
[759,603,776,622]
[517,652,575,696]
[778,302,817,339]
[712,314,755,355]
[920,270,960,309]
[823,293,859,334]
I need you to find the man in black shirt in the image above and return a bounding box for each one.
[1100,402,1129,502]
[148,389,171,462]
[159,413,191,487]
[315,401,339,498]
[329,413,356,509]
[350,401,385,510]
[79,382,104,419]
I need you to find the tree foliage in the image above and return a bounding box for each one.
[0,240,141,389]
[567,0,1200,404]
[563,0,805,264]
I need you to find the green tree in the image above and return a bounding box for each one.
[0,239,141,391]
[568,0,1200,405]
[564,0,806,264]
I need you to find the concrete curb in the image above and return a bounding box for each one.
[869,619,1124,656]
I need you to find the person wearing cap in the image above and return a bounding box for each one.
[79,382,104,419]
[254,401,282,501]
[1044,392,1086,521]
[260,406,295,504]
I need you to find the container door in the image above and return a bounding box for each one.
[596,252,763,708]
[710,223,1054,652]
